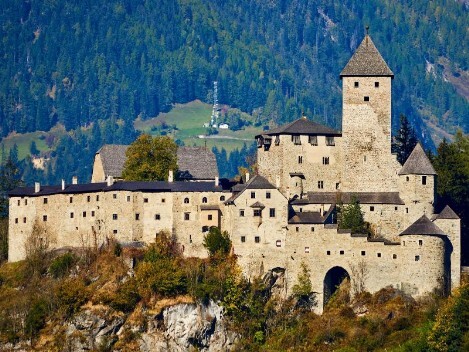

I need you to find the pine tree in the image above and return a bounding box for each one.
[393,114,418,164]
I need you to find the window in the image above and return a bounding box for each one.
[354,81,359,88]
[299,208,303,212]
[184,197,189,204]
[112,214,118,220]
[253,209,261,217]
[292,135,301,145]
[305,246,310,253]
[241,236,246,243]
[96,195,99,201]
[296,227,299,232]
[377,253,382,258]
[311,227,315,232]
[184,213,190,220]
[113,230,117,234]
[15,218,18,224]
[395,206,398,211]
[202,197,208,203]
[83,211,86,218]
[393,254,397,259]
[276,240,281,247]
[251,192,255,199]
[422,176,427,185]
[43,215,47,222]
[309,135,318,145]
[415,255,420,261]
[25,199,27,205]
[91,211,95,217]
[220,196,225,201]
[69,197,73,203]
[87,196,91,202]
[336,183,340,190]
[70,212,74,219]
[419,240,423,247]
[113,194,117,199]
[340,250,344,255]
[326,136,335,146]
[190,235,193,243]
[44,198,48,204]
[239,209,245,217]
[406,208,409,214]
[275,135,280,145]
[361,251,366,256]
[255,236,260,243]
[155,214,161,220]
[269,208,276,217]
[327,250,331,255]
[266,192,271,199]
[162,198,166,203]
[298,156,303,164]
[322,157,329,165]
[144,198,148,203]
[135,213,140,220]
[127,195,131,202]
[17,200,20,206]
[364,156,367,162]
[364,96,370,102]
[370,206,375,211]
[318,181,324,189]
[406,176,409,182]
[208,214,213,221]
[375,81,380,88]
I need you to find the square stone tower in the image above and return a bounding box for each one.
[340,34,400,192]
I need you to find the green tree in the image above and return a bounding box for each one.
[29,141,39,156]
[393,114,418,164]
[338,198,370,235]
[122,134,178,181]
[292,262,316,310]
[0,156,23,218]
[203,227,231,257]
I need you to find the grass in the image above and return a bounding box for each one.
[134,100,261,153]
[0,131,51,161]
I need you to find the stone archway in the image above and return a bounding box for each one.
[323,266,350,307]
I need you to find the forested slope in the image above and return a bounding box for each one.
[0,0,467,148]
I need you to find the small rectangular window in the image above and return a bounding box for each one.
[25,199,27,205]
[336,183,340,190]
[327,250,331,255]
[308,135,318,146]
[406,208,409,214]
[208,214,213,220]
[395,206,398,211]
[364,96,370,102]
[275,135,280,145]
[184,213,190,221]
[83,211,86,218]
[377,253,381,257]
[292,135,301,145]
[419,240,423,246]
[69,197,73,203]
[43,215,47,221]
[340,250,344,255]
[17,200,20,206]
[241,236,246,243]
[112,214,118,220]
[44,198,48,204]
[266,192,271,199]
[375,81,379,88]
[251,192,255,199]
[96,195,99,201]
[239,209,245,217]
[422,176,427,185]
[354,81,359,88]
[144,198,149,203]
[91,211,95,217]
[127,195,131,202]
[269,208,276,217]
[361,251,366,256]
[298,155,303,164]
[305,246,310,253]
[326,136,335,146]
[253,209,261,217]
[70,212,74,219]
[255,236,260,243]
[15,218,18,224]
[370,206,375,211]
[162,198,166,203]
[87,196,91,202]
[155,214,161,220]
[113,194,117,199]
[311,227,315,232]
[318,181,324,189]
[415,255,420,262]
[322,157,329,165]
[393,254,397,259]
[276,240,281,247]
[113,229,118,234]
[189,235,192,243]
[296,227,299,232]
[135,213,140,220]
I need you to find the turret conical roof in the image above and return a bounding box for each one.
[398,143,436,175]
[435,205,460,220]
[400,215,445,236]
[340,35,394,77]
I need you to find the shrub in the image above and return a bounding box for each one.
[110,278,140,313]
[56,278,89,318]
[25,299,48,338]
[136,259,187,298]
[203,227,231,257]
[49,252,76,278]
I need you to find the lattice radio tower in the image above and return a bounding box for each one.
[210,81,219,126]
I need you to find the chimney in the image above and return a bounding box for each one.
[34,182,40,193]
[168,170,174,183]
[61,179,65,190]
[276,176,280,189]
[107,175,114,187]
[245,172,250,182]
[72,176,78,185]
[215,176,219,187]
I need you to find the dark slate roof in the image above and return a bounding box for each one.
[96,145,218,180]
[9,180,227,197]
[399,143,436,175]
[98,145,129,178]
[177,146,218,180]
[340,35,394,77]
[225,175,277,204]
[256,117,341,137]
[250,201,265,209]
[435,205,460,220]
[399,215,446,236]
[292,192,404,205]
[200,205,221,211]
[288,211,324,224]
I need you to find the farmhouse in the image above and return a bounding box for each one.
[8,34,461,312]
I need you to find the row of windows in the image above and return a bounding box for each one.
[297,156,330,165]
[354,81,380,88]
[405,175,428,185]
[291,135,335,146]
[239,208,276,217]
[184,195,226,204]
[250,191,271,199]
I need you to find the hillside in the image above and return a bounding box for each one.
[0,0,467,151]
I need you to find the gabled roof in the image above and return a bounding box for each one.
[256,117,341,137]
[340,35,394,77]
[292,192,404,205]
[177,146,218,180]
[399,215,446,236]
[225,175,277,204]
[435,205,460,220]
[398,143,436,175]
[250,201,265,209]
[97,144,129,179]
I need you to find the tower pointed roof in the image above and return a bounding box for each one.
[398,143,436,175]
[256,117,341,137]
[400,215,445,236]
[340,35,394,77]
[435,205,460,220]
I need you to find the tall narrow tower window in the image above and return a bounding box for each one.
[422,176,427,185]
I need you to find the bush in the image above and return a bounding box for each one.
[56,278,89,318]
[110,278,140,313]
[203,227,231,257]
[49,252,76,278]
[136,259,187,298]
[25,299,48,338]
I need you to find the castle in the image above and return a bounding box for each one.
[8,35,461,312]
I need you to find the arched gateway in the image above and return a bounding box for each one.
[323,266,350,307]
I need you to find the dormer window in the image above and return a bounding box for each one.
[326,136,335,146]
[308,135,318,146]
[292,135,301,145]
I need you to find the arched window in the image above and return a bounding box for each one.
[184,197,189,204]
[220,196,225,201]
[202,197,208,203]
